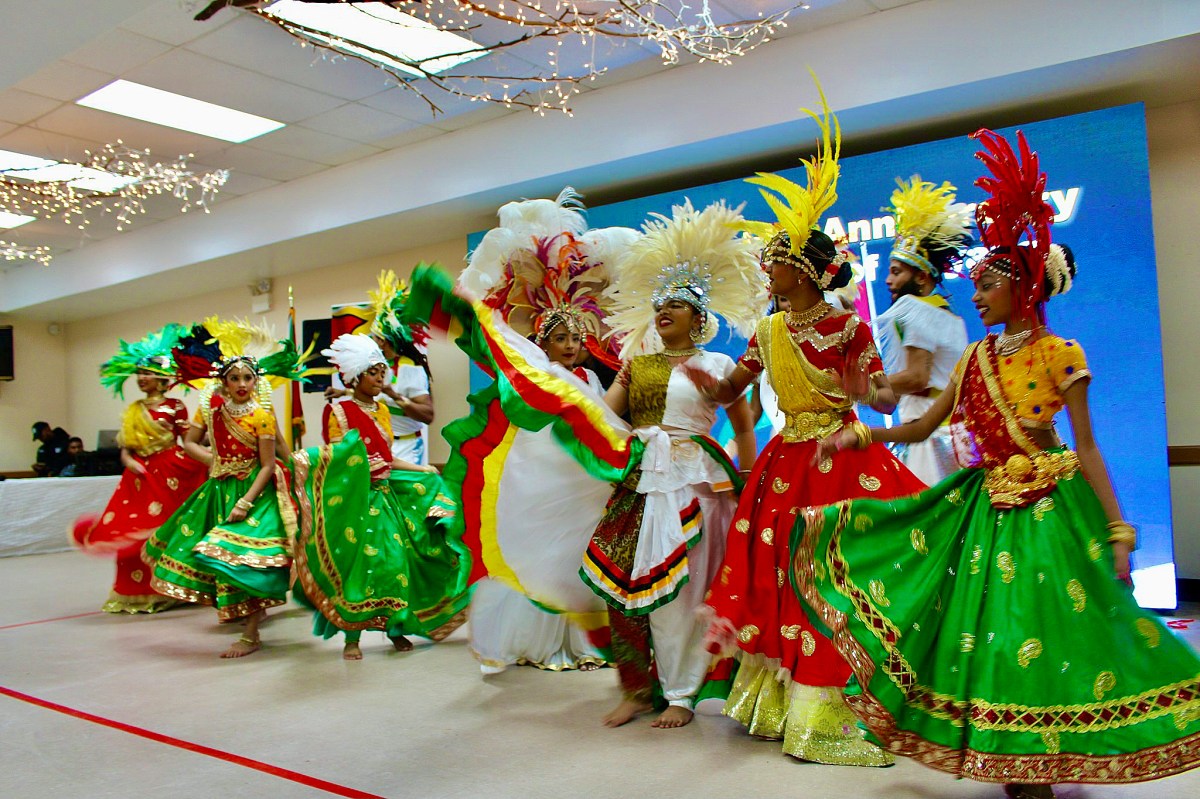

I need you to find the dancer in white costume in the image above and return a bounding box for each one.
[583,199,763,729]
[458,189,639,673]
[873,177,970,485]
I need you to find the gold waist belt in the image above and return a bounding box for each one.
[782,410,848,443]
[983,450,1079,508]
[210,458,257,479]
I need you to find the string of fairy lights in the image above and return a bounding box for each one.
[230,0,811,115]
[0,143,229,267]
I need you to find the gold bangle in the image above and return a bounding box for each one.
[1105,520,1137,550]
[235,497,254,511]
[851,421,872,450]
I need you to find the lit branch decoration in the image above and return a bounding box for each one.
[196,0,807,116]
[0,142,229,265]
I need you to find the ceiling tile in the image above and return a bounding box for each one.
[0,121,15,138]
[0,128,106,163]
[370,124,446,151]
[30,104,229,160]
[205,144,326,182]
[13,62,116,103]
[61,29,173,76]
[248,124,384,166]
[0,89,62,125]
[119,0,235,46]
[184,15,394,102]
[300,103,426,145]
[124,49,345,123]
[359,83,480,123]
[428,103,517,133]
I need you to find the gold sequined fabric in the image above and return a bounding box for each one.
[627,354,672,428]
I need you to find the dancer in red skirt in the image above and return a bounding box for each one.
[71,324,207,613]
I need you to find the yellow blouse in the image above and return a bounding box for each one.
[192,404,276,438]
[327,399,393,442]
[953,334,1090,425]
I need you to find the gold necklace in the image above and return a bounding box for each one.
[352,397,379,413]
[786,301,832,329]
[224,397,257,417]
[662,346,701,357]
[996,328,1037,356]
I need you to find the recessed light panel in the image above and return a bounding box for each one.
[76,80,285,143]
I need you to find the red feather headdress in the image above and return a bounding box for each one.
[971,129,1056,322]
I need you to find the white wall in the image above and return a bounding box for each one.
[1148,98,1200,580]
[59,239,470,466]
[0,315,68,472]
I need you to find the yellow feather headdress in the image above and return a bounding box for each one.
[886,177,971,281]
[740,73,848,290]
[604,199,765,358]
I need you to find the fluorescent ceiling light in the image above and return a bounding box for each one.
[0,210,36,229]
[0,148,138,192]
[76,80,285,143]
[263,0,485,77]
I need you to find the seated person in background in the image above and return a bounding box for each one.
[32,421,72,477]
[58,437,85,477]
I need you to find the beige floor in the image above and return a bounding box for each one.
[1,552,1197,799]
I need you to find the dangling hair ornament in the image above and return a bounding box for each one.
[461,187,637,368]
[970,129,1057,322]
[740,71,847,291]
[604,198,765,357]
[886,177,972,283]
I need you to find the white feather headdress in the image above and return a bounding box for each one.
[604,199,766,358]
[460,188,636,368]
[322,334,386,385]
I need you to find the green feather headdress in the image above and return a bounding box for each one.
[98,323,188,398]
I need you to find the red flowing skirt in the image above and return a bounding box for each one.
[72,446,207,556]
[706,436,925,686]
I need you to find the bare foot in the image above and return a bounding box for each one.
[579,661,602,672]
[651,706,694,729]
[343,641,363,661]
[602,699,653,727]
[389,635,414,652]
[220,635,260,659]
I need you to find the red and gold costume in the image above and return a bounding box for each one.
[706,309,925,763]
[72,397,208,613]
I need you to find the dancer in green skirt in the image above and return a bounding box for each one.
[144,319,303,658]
[292,333,470,660]
[797,129,1200,797]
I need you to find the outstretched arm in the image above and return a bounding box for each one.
[684,363,755,405]
[814,380,956,462]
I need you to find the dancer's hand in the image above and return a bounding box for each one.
[813,429,854,464]
[226,506,248,523]
[1113,543,1132,585]
[682,363,718,397]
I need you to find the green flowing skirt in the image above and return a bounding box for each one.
[143,467,292,622]
[293,434,471,642]
[792,463,1200,784]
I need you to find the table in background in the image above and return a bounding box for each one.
[0,476,121,557]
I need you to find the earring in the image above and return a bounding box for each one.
[689,325,703,343]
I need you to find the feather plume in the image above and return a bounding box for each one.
[98,323,188,398]
[741,71,841,257]
[887,176,971,278]
[461,190,628,367]
[971,129,1056,320]
[604,199,765,358]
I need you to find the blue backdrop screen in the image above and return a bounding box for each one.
[468,104,1174,605]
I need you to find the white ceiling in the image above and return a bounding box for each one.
[2,0,1198,319]
[0,0,908,260]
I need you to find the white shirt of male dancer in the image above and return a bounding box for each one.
[873,260,967,485]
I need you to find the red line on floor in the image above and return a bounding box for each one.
[0,686,386,799]
[0,611,104,631]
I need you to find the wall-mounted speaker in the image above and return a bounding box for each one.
[0,326,13,381]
